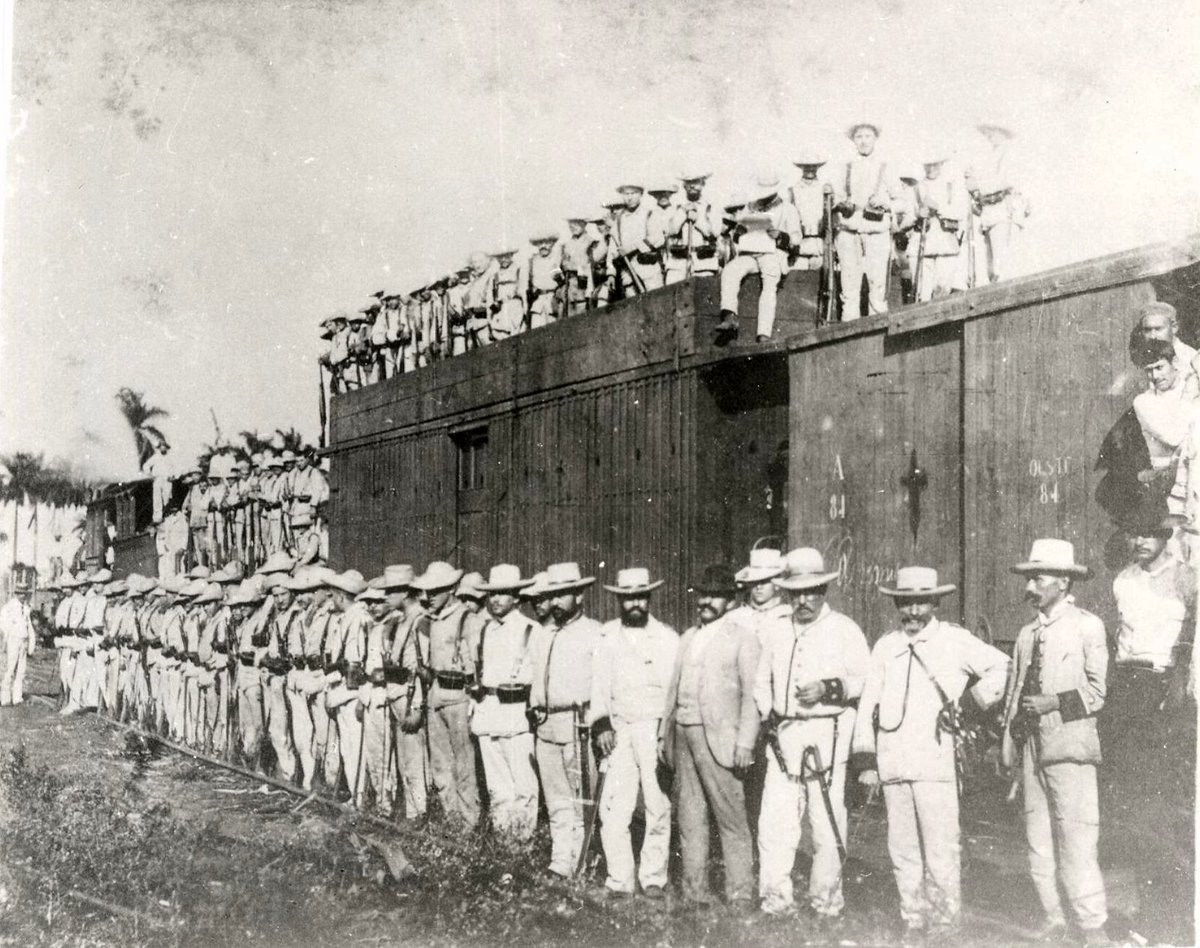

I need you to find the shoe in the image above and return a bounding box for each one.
[593,885,632,902]
[756,334,770,343]
[1030,920,1069,943]
[714,311,740,334]
[1080,929,1114,948]
[760,898,798,918]
[641,884,666,900]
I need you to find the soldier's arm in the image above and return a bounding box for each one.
[734,625,763,752]
[1062,615,1108,720]
[961,629,1011,710]
[837,621,872,703]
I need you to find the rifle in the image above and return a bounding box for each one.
[914,216,929,304]
[685,217,695,279]
[575,756,608,879]
[317,365,328,449]
[618,253,646,296]
[381,699,395,816]
[821,186,837,323]
[353,701,368,808]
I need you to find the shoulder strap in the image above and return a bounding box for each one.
[845,161,852,199]
[909,644,952,708]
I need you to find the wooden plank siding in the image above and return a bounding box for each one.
[327,236,1200,640]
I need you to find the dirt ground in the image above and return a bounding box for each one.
[0,651,1191,947]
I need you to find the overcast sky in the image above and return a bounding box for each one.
[2,0,1197,481]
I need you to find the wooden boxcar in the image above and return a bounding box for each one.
[328,235,1200,642]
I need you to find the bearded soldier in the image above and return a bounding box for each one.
[528,562,603,878]
[590,568,678,899]
[663,172,718,283]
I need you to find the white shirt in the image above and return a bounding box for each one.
[590,617,678,729]
[1113,553,1194,669]
[0,598,36,654]
[471,608,539,737]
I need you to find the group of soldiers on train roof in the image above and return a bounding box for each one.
[319,120,1028,394]
[142,441,331,581]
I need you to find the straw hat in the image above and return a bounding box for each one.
[774,548,840,591]
[735,548,785,584]
[520,571,549,599]
[257,551,295,576]
[186,565,212,581]
[227,579,266,606]
[602,567,663,596]
[411,561,464,592]
[325,569,367,596]
[211,561,246,584]
[878,566,957,599]
[193,582,225,605]
[456,571,486,600]
[847,121,882,139]
[539,562,596,593]
[976,120,1014,139]
[478,564,536,593]
[1011,539,1090,578]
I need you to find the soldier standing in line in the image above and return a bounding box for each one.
[561,217,595,315]
[854,567,1009,941]
[262,569,302,781]
[666,173,719,284]
[714,173,801,342]
[189,583,224,750]
[589,568,679,899]
[645,184,677,286]
[346,308,373,385]
[182,469,211,568]
[788,156,830,272]
[381,565,429,821]
[657,564,759,911]
[324,570,371,802]
[0,582,36,708]
[446,266,474,356]
[229,578,269,767]
[355,582,397,810]
[413,561,480,825]
[587,206,619,309]
[612,184,662,296]
[755,549,869,922]
[966,120,1030,284]
[833,121,897,319]
[490,249,527,340]
[283,567,327,790]
[912,157,969,302]
[528,562,603,878]
[527,235,564,330]
[1000,541,1111,946]
[325,313,352,392]
[206,566,240,756]
[462,253,496,349]
[62,569,111,715]
[470,565,541,837]
[520,571,554,625]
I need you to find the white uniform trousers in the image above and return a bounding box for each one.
[536,736,589,876]
[982,216,1020,284]
[286,671,317,789]
[311,689,335,784]
[665,256,719,283]
[428,700,480,824]
[166,665,185,740]
[1021,752,1107,932]
[882,780,961,929]
[103,649,120,713]
[263,672,296,781]
[835,230,891,318]
[69,648,97,710]
[479,732,537,838]
[336,702,364,803]
[528,292,557,330]
[394,718,429,819]
[211,667,231,755]
[599,719,671,893]
[619,258,664,296]
[57,645,74,698]
[183,673,202,745]
[360,700,394,810]
[916,253,963,302]
[758,717,847,914]
[2,630,29,705]
[719,251,784,337]
[237,667,265,762]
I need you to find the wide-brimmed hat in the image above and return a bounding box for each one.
[181,579,209,598]
[284,567,327,592]
[411,561,462,592]
[751,172,782,203]
[529,232,559,245]
[489,248,518,260]
[479,564,536,593]
[88,569,114,584]
[520,571,549,599]
[689,564,738,596]
[227,579,266,606]
[878,566,957,599]
[921,156,948,167]
[647,182,677,196]
[257,551,295,576]
[211,561,245,584]
[616,183,645,195]
[540,562,596,593]
[976,120,1014,139]
[376,564,416,589]
[326,569,367,595]
[602,567,663,596]
[107,580,129,596]
[775,548,840,591]
[59,573,80,589]
[193,582,225,605]
[678,170,712,184]
[455,571,486,600]
[1135,301,1177,326]
[723,192,748,213]
[898,166,922,185]
[186,565,211,580]
[847,121,882,139]
[1011,539,1090,578]
[735,548,785,584]
[791,153,827,168]
[356,585,386,602]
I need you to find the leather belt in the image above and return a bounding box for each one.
[435,670,468,690]
[980,188,1012,206]
[238,653,256,667]
[479,684,531,704]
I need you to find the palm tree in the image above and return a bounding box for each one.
[274,427,309,455]
[0,452,47,568]
[115,387,170,470]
